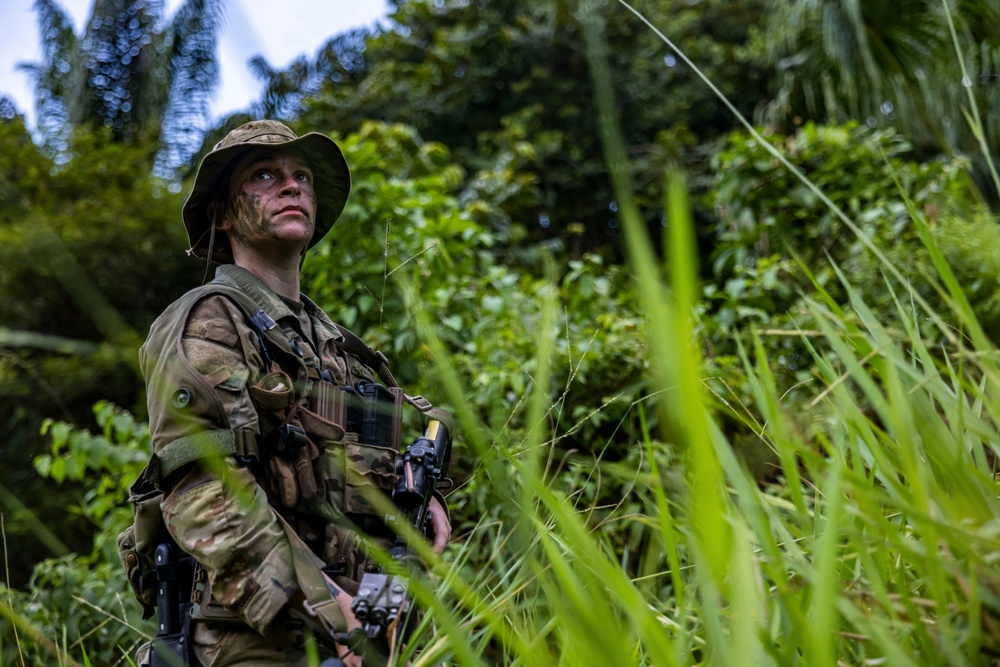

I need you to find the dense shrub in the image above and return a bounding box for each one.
[702,122,975,412]
[0,402,152,666]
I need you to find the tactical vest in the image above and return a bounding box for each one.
[119,268,443,635]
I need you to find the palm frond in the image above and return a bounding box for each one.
[18,0,78,151]
[154,0,224,175]
[763,0,1000,174]
[18,0,223,174]
[247,55,275,83]
[246,27,375,121]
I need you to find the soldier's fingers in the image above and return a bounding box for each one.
[428,497,451,554]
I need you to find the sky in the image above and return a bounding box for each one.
[0,0,390,133]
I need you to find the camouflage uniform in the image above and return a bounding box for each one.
[136,121,433,666]
[140,263,403,665]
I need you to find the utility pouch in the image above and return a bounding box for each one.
[249,370,296,411]
[268,454,301,508]
[343,437,400,516]
[293,436,321,501]
[309,435,348,520]
[118,471,171,619]
[264,420,328,509]
[117,525,155,619]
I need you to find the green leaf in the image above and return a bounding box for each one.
[50,422,70,451]
[49,457,66,484]
[34,454,52,479]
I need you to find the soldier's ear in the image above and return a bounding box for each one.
[209,201,232,231]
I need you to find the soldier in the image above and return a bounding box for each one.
[137,120,451,666]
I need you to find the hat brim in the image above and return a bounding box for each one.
[182,132,351,263]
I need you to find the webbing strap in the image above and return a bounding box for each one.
[332,324,398,388]
[202,283,302,368]
[150,430,257,487]
[332,324,435,414]
[272,512,347,634]
[406,394,434,413]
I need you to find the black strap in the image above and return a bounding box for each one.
[332,323,398,388]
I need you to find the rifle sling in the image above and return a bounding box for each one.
[272,511,348,635]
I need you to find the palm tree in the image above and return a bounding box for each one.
[762,0,1000,194]
[19,0,224,174]
[246,27,372,121]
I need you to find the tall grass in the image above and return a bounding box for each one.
[386,4,1000,666]
[402,177,1000,663]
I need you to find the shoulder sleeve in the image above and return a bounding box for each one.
[142,294,264,463]
[145,293,335,633]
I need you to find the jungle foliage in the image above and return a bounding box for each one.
[2,0,1000,665]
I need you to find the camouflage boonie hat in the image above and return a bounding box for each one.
[183,119,351,263]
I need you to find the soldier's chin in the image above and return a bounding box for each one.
[273,221,314,242]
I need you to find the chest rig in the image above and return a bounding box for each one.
[148,272,436,528]
[229,283,431,525]
[242,292,405,518]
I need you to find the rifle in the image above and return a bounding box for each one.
[322,417,453,665]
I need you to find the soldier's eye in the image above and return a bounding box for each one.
[295,172,312,183]
[252,169,274,181]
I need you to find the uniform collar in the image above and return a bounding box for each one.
[213,264,299,322]
[213,264,342,341]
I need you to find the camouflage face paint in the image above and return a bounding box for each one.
[226,189,266,247]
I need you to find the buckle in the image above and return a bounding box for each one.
[269,424,309,459]
[250,309,278,332]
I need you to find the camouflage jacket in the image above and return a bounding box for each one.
[139,264,405,634]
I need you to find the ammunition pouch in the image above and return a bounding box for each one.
[302,379,403,451]
[258,379,403,516]
[265,425,324,509]
[340,381,403,451]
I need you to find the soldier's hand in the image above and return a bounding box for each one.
[327,575,363,667]
[427,496,451,555]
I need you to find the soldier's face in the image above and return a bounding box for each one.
[219,148,317,254]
